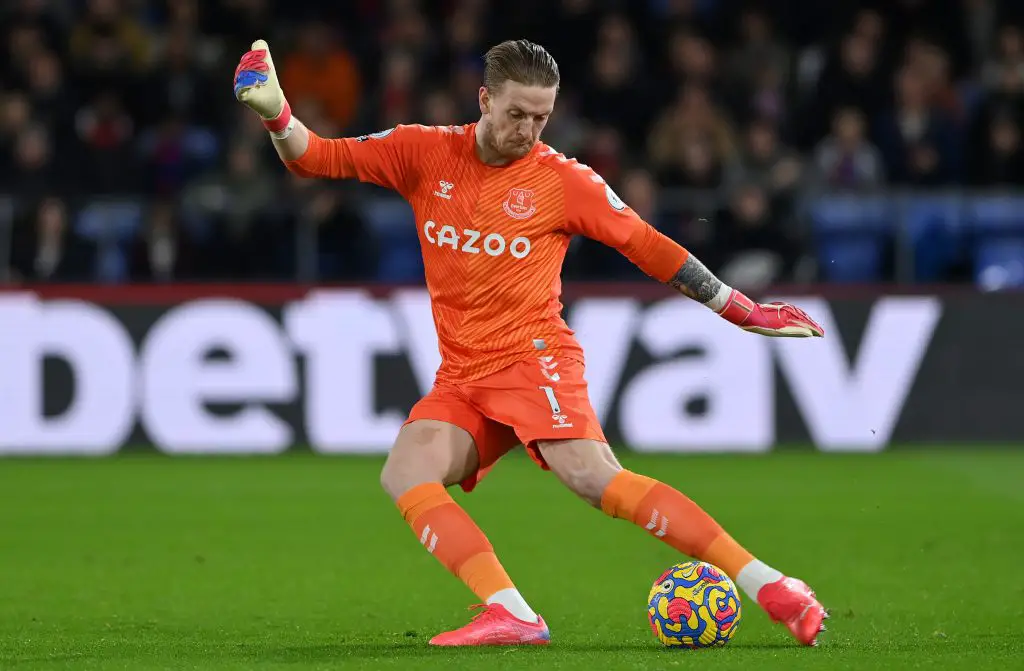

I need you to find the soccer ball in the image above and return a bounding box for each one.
[647,561,742,648]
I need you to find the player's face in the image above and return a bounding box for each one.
[479,81,556,160]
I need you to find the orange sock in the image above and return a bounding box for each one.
[396,483,516,601]
[601,470,755,579]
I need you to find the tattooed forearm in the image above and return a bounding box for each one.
[667,255,723,304]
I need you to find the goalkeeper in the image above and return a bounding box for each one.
[235,38,828,647]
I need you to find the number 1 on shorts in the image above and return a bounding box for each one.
[539,385,561,414]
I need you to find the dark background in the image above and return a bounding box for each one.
[4,0,1024,289]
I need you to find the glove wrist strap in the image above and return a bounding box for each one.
[713,287,756,326]
[263,99,294,139]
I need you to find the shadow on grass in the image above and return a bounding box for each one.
[264,642,639,660]
[1,654,93,666]
[260,639,806,661]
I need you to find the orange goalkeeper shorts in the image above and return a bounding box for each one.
[404,355,607,492]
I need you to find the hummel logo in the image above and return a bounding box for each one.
[434,180,454,199]
[419,524,439,553]
[551,413,574,429]
[645,509,669,537]
[539,355,560,382]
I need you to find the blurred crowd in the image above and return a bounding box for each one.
[3,0,1024,285]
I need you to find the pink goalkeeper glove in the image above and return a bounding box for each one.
[715,288,824,338]
[233,39,295,138]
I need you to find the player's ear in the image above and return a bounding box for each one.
[478,86,490,115]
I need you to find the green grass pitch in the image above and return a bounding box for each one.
[1,449,1022,670]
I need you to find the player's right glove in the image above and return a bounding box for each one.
[233,39,295,138]
[715,288,824,338]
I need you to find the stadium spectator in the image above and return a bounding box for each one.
[727,117,804,202]
[449,57,485,121]
[535,0,599,84]
[738,60,788,129]
[969,58,1024,168]
[280,22,362,132]
[129,199,197,282]
[726,7,791,127]
[203,0,277,59]
[579,36,652,147]
[8,196,93,283]
[379,0,434,63]
[962,0,999,71]
[874,65,959,185]
[421,88,459,126]
[906,36,964,122]
[709,182,802,290]
[969,109,1024,185]
[0,90,35,179]
[24,48,71,132]
[666,27,717,92]
[9,122,59,205]
[270,176,378,282]
[362,47,420,131]
[1,0,68,63]
[578,125,625,189]
[810,107,886,191]
[799,31,886,149]
[139,25,221,128]
[648,84,735,187]
[179,139,277,279]
[981,23,1024,90]
[72,90,138,194]
[1,0,1023,287]
[69,0,151,94]
[442,6,485,70]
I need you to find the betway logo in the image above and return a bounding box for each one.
[423,220,531,258]
[0,292,941,455]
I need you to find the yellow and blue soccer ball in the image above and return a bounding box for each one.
[647,560,742,648]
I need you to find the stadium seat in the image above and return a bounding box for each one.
[361,196,417,240]
[74,198,145,242]
[74,198,145,283]
[965,196,1024,290]
[808,195,891,234]
[362,196,424,282]
[965,196,1024,235]
[900,195,964,282]
[317,252,344,279]
[809,195,892,283]
[377,246,425,283]
[817,237,886,282]
[974,239,1024,290]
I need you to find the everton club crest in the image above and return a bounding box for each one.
[503,187,537,220]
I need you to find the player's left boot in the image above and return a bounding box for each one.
[429,604,550,646]
[756,577,828,646]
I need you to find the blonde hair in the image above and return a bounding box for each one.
[483,40,560,93]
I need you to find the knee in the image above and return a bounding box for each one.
[379,456,409,502]
[380,446,438,501]
[565,468,617,508]
[380,421,478,501]
[538,439,622,508]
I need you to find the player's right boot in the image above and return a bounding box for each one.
[429,604,550,646]
[756,577,828,646]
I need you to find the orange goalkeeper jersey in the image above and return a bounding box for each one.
[286,123,688,384]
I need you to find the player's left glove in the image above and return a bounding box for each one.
[715,288,824,338]
[233,39,294,138]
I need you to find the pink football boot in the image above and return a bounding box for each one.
[757,577,828,646]
[429,604,551,646]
